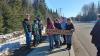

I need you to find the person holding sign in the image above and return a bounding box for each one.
[60,17,68,45]
[54,19,61,48]
[32,19,40,47]
[65,18,75,50]
[36,15,43,43]
[47,17,55,51]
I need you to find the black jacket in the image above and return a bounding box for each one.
[54,23,61,29]
[90,20,100,44]
[65,23,74,30]
[23,19,31,33]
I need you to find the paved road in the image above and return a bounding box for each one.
[27,42,75,56]
[74,23,97,56]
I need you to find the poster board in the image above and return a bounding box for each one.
[46,29,73,35]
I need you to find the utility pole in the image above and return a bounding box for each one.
[57,8,62,19]
[60,8,62,17]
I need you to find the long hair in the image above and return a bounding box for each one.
[47,17,53,25]
[54,19,59,23]
[67,18,73,23]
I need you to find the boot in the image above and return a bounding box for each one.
[66,44,71,50]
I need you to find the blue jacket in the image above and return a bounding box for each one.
[61,22,67,30]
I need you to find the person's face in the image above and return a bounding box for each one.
[55,20,58,23]
[67,20,71,24]
[26,15,30,20]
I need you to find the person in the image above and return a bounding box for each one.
[22,14,32,48]
[54,19,61,48]
[90,14,100,56]
[60,17,68,45]
[65,18,75,50]
[47,17,55,51]
[36,15,43,42]
[32,19,40,47]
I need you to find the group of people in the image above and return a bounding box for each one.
[22,13,100,56]
[22,14,75,51]
[47,17,75,51]
[22,14,43,48]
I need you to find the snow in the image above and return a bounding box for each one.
[0,34,26,56]
[0,27,46,56]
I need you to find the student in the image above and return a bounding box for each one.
[22,14,32,48]
[32,19,40,47]
[36,15,43,42]
[90,15,100,56]
[54,19,61,48]
[60,17,67,45]
[47,17,55,51]
[65,18,75,50]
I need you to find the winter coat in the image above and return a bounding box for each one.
[65,23,75,30]
[90,20,100,45]
[65,23,75,35]
[32,20,40,35]
[61,22,67,30]
[54,23,61,29]
[23,19,31,33]
[47,22,55,35]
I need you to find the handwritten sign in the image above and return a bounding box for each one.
[46,29,73,35]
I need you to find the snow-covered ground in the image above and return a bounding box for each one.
[0,27,46,56]
[0,25,67,53]
[0,34,26,56]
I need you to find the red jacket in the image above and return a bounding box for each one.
[47,22,55,35]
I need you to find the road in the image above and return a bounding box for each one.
[74,23,97,56]
[27,40,75,56]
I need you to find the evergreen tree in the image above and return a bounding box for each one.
[97,1,100,14]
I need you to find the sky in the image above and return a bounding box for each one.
[45,0,99,18]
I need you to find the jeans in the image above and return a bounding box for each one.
[25,32,32,47]
[63,35,66,43]
[54,34,61,47]
[95,44,100,56]
[65,35,72,45]
[48,35,54,49]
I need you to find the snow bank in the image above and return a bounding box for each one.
[0,34,25,56]
[0,31,23,44]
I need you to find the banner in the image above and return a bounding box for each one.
[46,29,73,35]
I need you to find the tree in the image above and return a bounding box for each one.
[87,2,97,21]
[0,0,12,34]
[82,5,89,16]
[0,0,59,34]
[0,16,3,34]
[77,2,97,21]
[97,1,100,14]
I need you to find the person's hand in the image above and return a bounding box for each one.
[70,29,74,32]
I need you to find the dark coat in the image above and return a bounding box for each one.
[90,20,100,45]
[23,19,31,33]
[65,23,75,30]
[54,23,61,29]
[32,20,40,35]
